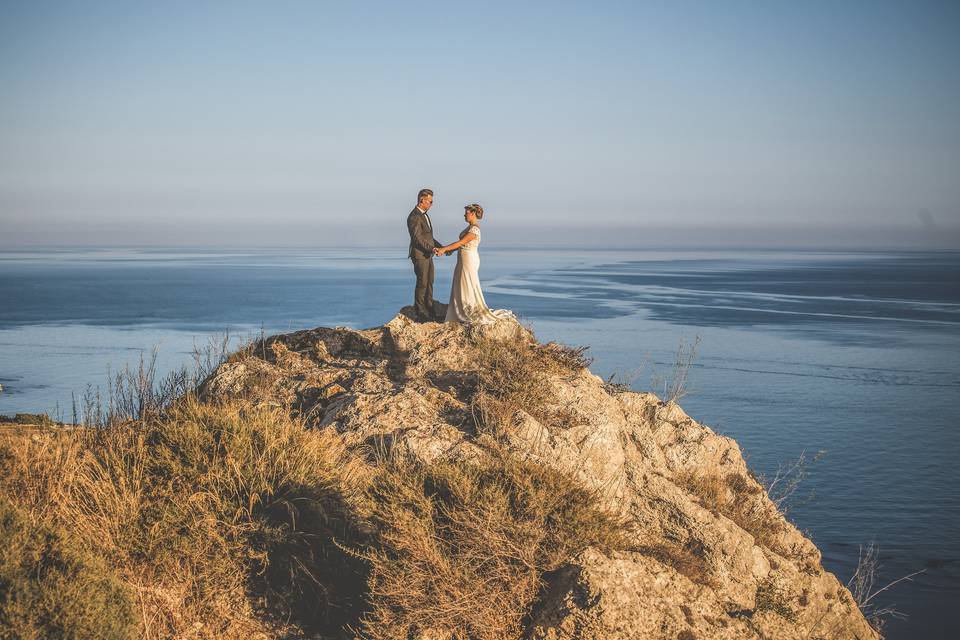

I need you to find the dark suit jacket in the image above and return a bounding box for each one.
[407,207,441,259]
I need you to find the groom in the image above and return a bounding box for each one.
[407,188,443,322]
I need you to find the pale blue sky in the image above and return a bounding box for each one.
[1,0,958,247]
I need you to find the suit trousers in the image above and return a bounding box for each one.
[411,256,435,319]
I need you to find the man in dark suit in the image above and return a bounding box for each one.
[407,188,443,322]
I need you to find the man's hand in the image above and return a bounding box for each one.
[433,247,444,257]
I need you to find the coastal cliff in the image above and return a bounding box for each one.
[199,308,877,640]
[0,309,879,639]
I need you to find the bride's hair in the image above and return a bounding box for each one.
[466,203,484,220]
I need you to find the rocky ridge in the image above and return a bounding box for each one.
[200,308,879,640]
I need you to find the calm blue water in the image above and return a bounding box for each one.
[2,247,958,638]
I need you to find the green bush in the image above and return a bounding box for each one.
[0,413,55,427]
[0,499,136,640]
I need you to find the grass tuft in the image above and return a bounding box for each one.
[355,449,628,640]
[467,329,588,435]
[637,538,713,586]
[676,470,783,550]
[755,577,797,621]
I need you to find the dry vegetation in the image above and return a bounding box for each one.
[754,577,798,622]
[0,498,136,639]
[846,542,925,634]
[467,326,592,437]
[0,399,368,639]
[675,470,784,550]
[354,450,627,639]
[635,537,713,587]
[1,328,628,639]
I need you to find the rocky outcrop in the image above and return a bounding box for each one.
[201,308,878,640]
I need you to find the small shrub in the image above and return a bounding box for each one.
[755,578,797,621]
[468,330,586,435]
[846,542,925,633]
[538,342,593,371]
[602,372,634,395]
[676,470,783,549]
[356,450,628,640]
[1,413,57,426]
[758,449,826,515]
[0,499,137,640]
[70,333,235,427]
[676,471,727,506]
[726,471,762,496]
[661,335,701,404]
[637,538,713,587]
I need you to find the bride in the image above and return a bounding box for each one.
[435,203,513,324]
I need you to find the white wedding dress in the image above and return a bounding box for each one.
[445,225,513,324]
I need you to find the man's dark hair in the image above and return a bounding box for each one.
[417,188,433,202]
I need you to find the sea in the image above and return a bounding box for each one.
[1,246,958,639]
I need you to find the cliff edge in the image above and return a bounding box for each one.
[195,308,878,640]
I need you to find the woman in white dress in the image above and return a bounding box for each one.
[436,203,513,324]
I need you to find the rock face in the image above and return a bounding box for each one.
[201,309,879,640]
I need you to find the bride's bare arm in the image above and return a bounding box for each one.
[438,232,477,254]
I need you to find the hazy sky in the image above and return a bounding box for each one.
[1,1,958,248]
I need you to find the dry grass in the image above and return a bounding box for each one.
[846,542,925,633]
[759,449,826,515]
[755,577,797,621]
[636,538,713,586]
[537,341,593,371]
[2,328,630,639]
[467,328,589,436]
[354,448,628,640]
[1,394,628,640]
[676,470,784,550]
[0,398,369,639]
[677,470,728,506]
[662,335,701,404]
[0,498,137,640]
[70,333,235,427]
